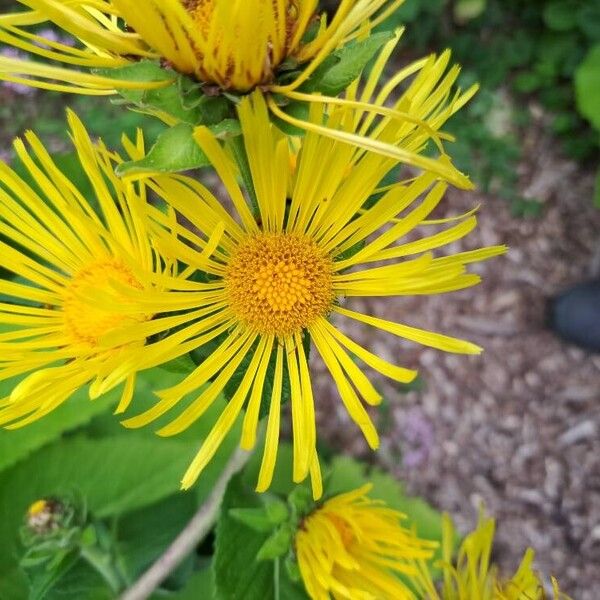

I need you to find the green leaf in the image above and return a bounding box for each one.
[301,32,394,96]
[97,61,234,127]
[116,123,210,175]
[256,525,293,561]
[229,507,274,533]
[117,117,242,176]
[241,442,296,497]
[0,568,29,599]
[270,100,310,136]
[453,0,487,23]
[575,45,600,130]
[0,436,192,569]
[167,567,215,600]
[213,477,275,600]
[543,1,580,31]
[210,118,242,139]
[97,62,199,124]
[160,353,199,375]
[115,492,198,585]
[95,61,174,104]
[0,358,240,588]
[38,558,113,600]
[577,3,600,41]
[265,498,289,525]
[0,390,115,474]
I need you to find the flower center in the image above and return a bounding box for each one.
[62,259,148,346]
[225,233,334,337]
[184,0,303,90]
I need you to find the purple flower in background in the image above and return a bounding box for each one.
[1,29,74,95]
[399,407,435,468]
[35,28,75,48]
[0,46,35,95]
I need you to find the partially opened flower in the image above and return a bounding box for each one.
[411,512,571,600]
[120,88,505,497]
[0,2,478,182]
[0,111,189,426]
[295,484,437,600]
[0,0,397,93]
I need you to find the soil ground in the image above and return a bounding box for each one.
[313,111,600,598]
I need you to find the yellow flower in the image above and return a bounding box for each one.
[0,111,187,427]
[0,2,477,173]
[120,88,505,497]
[295,484,437,600]
[412,512,571,600]
[0,0,399,94]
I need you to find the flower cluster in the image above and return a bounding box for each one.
[294,486,570,600]
[0,1,568,598]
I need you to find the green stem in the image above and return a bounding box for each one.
[80,545,123,594]
[274,557,280,600]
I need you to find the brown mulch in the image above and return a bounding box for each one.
[313,114,600,598]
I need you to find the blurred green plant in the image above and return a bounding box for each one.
[575,44,600,206]
[378,0,600,213]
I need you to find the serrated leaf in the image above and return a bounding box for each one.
[115,492,198,583]
[575,45,600,130]
[213,477,275,600]
[229,507,273,533]
[301,32,394,96]
[0,391,115,474]
[167,567,214,600]
[256,525,293,561]
[117,123,210,175]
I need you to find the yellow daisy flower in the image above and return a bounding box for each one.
[0,0,399,94]
[0,111,189,427]
[295,484,437,600]
[412,512,571,600]
[0,2,476,181]
[120,88,505,497]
